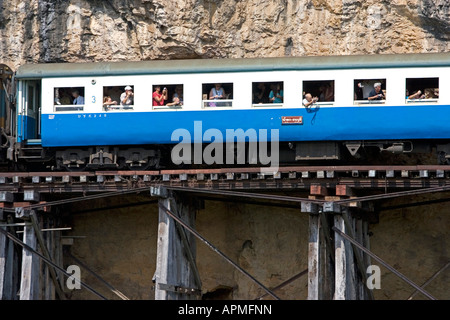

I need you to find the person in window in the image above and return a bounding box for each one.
[303,93,319,108]
[269,84,283,103]
[71,90,84,105]
[210,83,225,100]
[319,83,334,102]
[166,85,183,106]
[55,89,71,105]
[434,88,439,98]
[120,86,134,106]
[406,89,424,100]
[253,83,269,104]
[103,96,118,110]
[153,85,168,106]
[368,83,385,100]
[208,83,226,107]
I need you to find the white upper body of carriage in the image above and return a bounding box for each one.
[39,64,447,115]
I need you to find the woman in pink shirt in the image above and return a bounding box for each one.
[153,85,168,106]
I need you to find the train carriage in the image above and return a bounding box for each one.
[5,52,450,171]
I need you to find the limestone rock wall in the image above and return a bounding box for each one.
[1,0,449,70]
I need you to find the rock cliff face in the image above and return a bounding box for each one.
[1,0,449,69]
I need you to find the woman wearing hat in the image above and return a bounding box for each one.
[120,85,134,106]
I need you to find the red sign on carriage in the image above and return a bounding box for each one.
[281,116,303,125]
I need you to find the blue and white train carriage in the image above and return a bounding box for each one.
[8,52,450,170]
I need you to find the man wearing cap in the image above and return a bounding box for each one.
[120,86,134,106]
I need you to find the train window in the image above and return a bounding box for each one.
[202,83,233,108]
[152,84,183,109]
[405,77,439,103]
[252,81,284,107]
[103,85,134,111]
[54,87,84,111]
[354,79,386,104]
[302,80,334,104]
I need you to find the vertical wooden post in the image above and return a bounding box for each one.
[307,208,320,300]
[154,190,200,300]
[355,217,365,299]
[319,212,335,300]
[0,225,15,299]
[333,213,347,300]
[44,221,55,300]
[363,220,372,299]
[305,201,335,300]
[19,225,39,300]
[54,230,65,292]
[344,211,357,300]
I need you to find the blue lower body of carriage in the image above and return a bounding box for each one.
[17,115,37,142]
[39,105,450,147]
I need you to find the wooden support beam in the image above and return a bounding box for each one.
[336,185,354,197]
[310,185,328,196]
[307,206,320,300]
[0,225,16,299]
[319,212,335,300]
[29,211,66,300]
[333,214,347,300]
[343,211,357,300]
[171,195,202,293]
[154,192,201,300]
[341,211,374,300]
[19,225,39,300]
[307,202,336,300]
[355,218,365,300]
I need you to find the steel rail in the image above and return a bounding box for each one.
[254,269,308,300]
[158,202,281,300]
[0,226,108,300]
[66,252,130,300]
[407,262,449,300]
[1,164,450,178]
[332,226,437,300]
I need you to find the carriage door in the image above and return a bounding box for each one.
[18,80,41,143]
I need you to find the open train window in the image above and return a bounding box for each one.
[152,84,183,110]
[354,79,386,104]
[103,85,134,111]
[302,80,334,106]
[54,87,84,111]
[405,77,439,103]
[202,83,233,108]
[252,81,284,107]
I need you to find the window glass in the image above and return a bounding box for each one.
[354,79,386,104]
[202,83,233,108]
[54,87,84,111]
[302,80,335,104]
[406,77,439,102]
[103,85,133,110]
[152,84,183,109]
[252,81,283,107]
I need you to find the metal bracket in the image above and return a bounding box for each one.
[157,283,202,296]
[150,186,168,198]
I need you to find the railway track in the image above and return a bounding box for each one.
[0,165,450,194]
